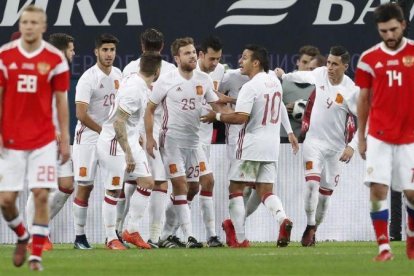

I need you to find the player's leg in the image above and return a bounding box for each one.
[147,180,168,247]
[365,135,393,261]
[72,144,97,249]
[302,140,323,246]
[245,185,260,217]
[116,181,136,235]
[27,141,58,270]
[256,162,292,247]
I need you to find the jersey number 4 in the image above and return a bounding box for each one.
[17,74,37,93]
[262,92,282,126]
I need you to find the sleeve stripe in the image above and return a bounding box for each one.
[48,60,69,81]
[356,61,375,77]
[0,60,8,79]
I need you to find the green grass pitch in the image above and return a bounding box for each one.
[0,242,412,275]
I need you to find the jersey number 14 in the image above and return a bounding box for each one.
[386,70,402,87]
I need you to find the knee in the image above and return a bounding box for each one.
[0,195,15,210]
[138,177,154,190]
[32,189,49,205]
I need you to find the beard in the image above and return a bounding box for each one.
[385,36,403,50]
[180,61,196,73]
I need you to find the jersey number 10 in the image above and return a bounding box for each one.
[262,92,282,126]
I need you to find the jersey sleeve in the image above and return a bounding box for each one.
[205,76,219,103]
[235,83,255,115]
[0,57,6,88]
[51,56,70,92]
[118,84,142,115]
[354,57,373,89]
[149,77,168,105]
[282,69,317,84]
[75,73,93,104]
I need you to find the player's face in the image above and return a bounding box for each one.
[238,49,254,76]
[65,42,75,63]
[175,44,197,73]
[95,43,116,68]
[19,11,46,44]
[377,19,406,50]
[297,54,313,71]
[199,48,222,73]
[326,54,348,85]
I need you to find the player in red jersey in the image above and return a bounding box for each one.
[355,2,414,262]
[0,5,70,271]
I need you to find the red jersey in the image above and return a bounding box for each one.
[355,38,414,144]
[0,39,69,150]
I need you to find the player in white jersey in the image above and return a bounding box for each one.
[145,37,228,248]
[71,34,122,249]
[97,52,162,250]
[276,45,359,246]
[202,45,298,248]
[115,28,176,248]
[25,33,76,251]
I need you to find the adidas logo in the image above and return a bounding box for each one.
[320,86,324,91]
[8,62,17,69]
[176,87,182,92]
[100,83,104,89]
[375,62,383,68]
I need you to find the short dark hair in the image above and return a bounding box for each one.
[329,45,350,65]
[48,33,74,51]
[139,52,162,77]
[298,45,320,59]
[95,33,119,49]
[140,28,164,52]
[374,2,405,23]
[245,44,269,72]
[199,35,223,53]
[171,37,194,56]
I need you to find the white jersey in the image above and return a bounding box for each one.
[123,58,176,77]
[197,62,225,145]
[149,69,219,149]
[99,73,149,154]
[220,68,249,145]
[235,72,284,161]
[74,65,122,144]
[282,66,359,151]
[125,58,177,139]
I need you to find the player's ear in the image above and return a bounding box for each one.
[94,48,98,57]
[173,55,179,65]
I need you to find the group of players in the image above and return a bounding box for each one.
[1,2,414,271]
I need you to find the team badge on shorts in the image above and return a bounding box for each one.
[200,162,206,172]
[169,164,178,174]
[196,85,203,95]
[112,177,120,186]
[335,93,344,104]
[114,79,120,90]
[305,161,313,170]
[37,62,51,75]
[79,167,87,177]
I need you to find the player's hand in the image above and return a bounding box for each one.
[125,152,136,173]
[215,92,236,105]
[58,140,70,165]
[358,137,367,160]
[340,145,354,163]
[200,110,216,124]
[274,68,285,79]
[288,133,299,154]
[146,136,158,159]
[55,131,61,144]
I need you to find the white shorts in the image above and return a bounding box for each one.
[97,140,151,190]
[143,137,167,182]
[303,139,342,190]
[72,143,99,182]
[198,144,212,177]
[57,158,74,178]
[0,141,58,192]
[160,146,204,182]
[229,159,278,183]
[365,135,414,192]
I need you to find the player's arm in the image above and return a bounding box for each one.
[215,92,236,105]
[281,102,299,154]
[0,87,3,151]
[55,91,70,164]
[144,101,157,159]
[357,87,371,160]
[201,106,249,125]
[113,107,135,173]
[75,102,102,134]
[275,67,316,85]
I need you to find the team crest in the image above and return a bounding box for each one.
[305,161,313,170]
[37,62,51,75]
[213,81,219,91]
[196,85,203,95]
[335,93,344,104]
[200,162,206,172]
[79,167,87,177]
[114,79,120,90]
[112,177,120,186]
[403,56,414,67]
[169,164,178,174]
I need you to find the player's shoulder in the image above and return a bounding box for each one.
[43,41,65,59]
[123,58,139,75]
[359,42,382,60]
[161,60,176,73]
[0,40,19,55]
[193,69,211,82]
[120,73,147,94]
[111,66,122,78]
